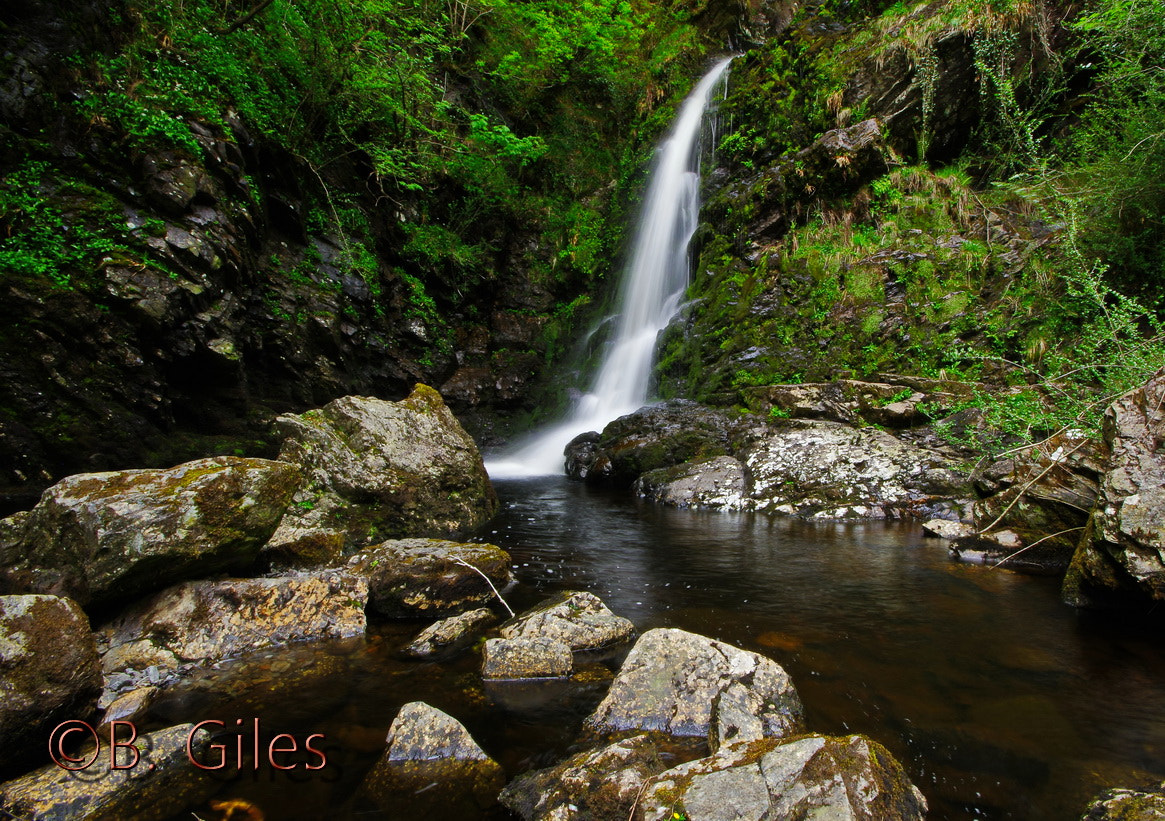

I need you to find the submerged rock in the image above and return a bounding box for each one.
[0,456,299,606]
[637,733,927,821]
[98,570,367,681]
[360,702,503,818]
[501,591,635,651]
[275,386,497,546]
[404,608,496,658]
[500,733,689,821]
[345,538,513,618]
[586,628,803,744]
[482,637,573,680]
[1065,370,1165,608]
[1081,784,1165,820]
[0,723,217,820]
[0,595,102,769]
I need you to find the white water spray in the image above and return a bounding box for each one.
[486,57,733,478]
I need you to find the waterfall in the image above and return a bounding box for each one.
[486,57,733,478]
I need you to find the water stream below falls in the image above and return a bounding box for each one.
[157,476,1165,821]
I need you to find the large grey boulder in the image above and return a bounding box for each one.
[1065,370,1165,607]
[0,595,102,769]
[500,734,678,821]
[345,538,513,618]
[637,734,927,821]
[500,591,635,651]
[482,637,572,680]
[360,702,503,818]
[0,456,299,606]
[98,570,367,683]
[586,628,803,745]
[0,723,217,820]
[275,385,497,547]
[739,419,969,519]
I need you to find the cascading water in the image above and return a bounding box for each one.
[486,56,733,478]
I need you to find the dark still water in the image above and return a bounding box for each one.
[157,476,1165,820]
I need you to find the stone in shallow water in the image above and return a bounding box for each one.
[359,702,503,818]
[345,538,513,618]
[98,570,367,683]
[499,733,700,821]
[638,734,928,821]
[482,637,572,680]
[1081,785,1165,820]
[585,628,803,742]
[404,607,496,658]
[500,590,635,651]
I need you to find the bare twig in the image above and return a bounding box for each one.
[980,437,1091,536]
[990,526,1085,569]
[453,558,514,618]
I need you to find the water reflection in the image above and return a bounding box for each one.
[486,477,1165,820]
[154,477,1165,820]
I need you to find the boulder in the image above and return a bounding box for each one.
[740,420,970,519]
[0,457,299,606]
[585,628,803,744]
[1081,785,1165,820]
[345,538,513,618]
[637,734,927,821]
[482,637,572,680]
[500,591,635,651]
[0,723,217,820]
[383,701,497,763]
[404,608,496,659]
[1065,370,1165,608]
[261,522,344,569]
[275,386,497,547]
[500,734,682,821]
[634,456,748,510]
[923,519,976,540]
[360,702,503,818]
[98,570,367,681]
[565,401,742,486]
[0,595,102,768]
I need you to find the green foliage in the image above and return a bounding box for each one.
[0,161,133,289]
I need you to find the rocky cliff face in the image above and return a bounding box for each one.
[0,0,619,508]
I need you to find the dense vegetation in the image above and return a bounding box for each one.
[0,0,1162,489]
[658,0,1165,451]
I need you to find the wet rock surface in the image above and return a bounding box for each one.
[276,386,497,547]
[500,591,635,651]
[1065,370,1165,608]
[345,538,513,618]
[360,702,504,819]
[1081,784,1165,820]
[98,570,367,681]
[637,733,928,821]
[482,637,573,680]
[404,607,496,658]
[571,400,971,519]
[0,723,217,820]
[500,733,692,821]
[586,628,803,742]
[0,456,299,606]
[0,594,102,769]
